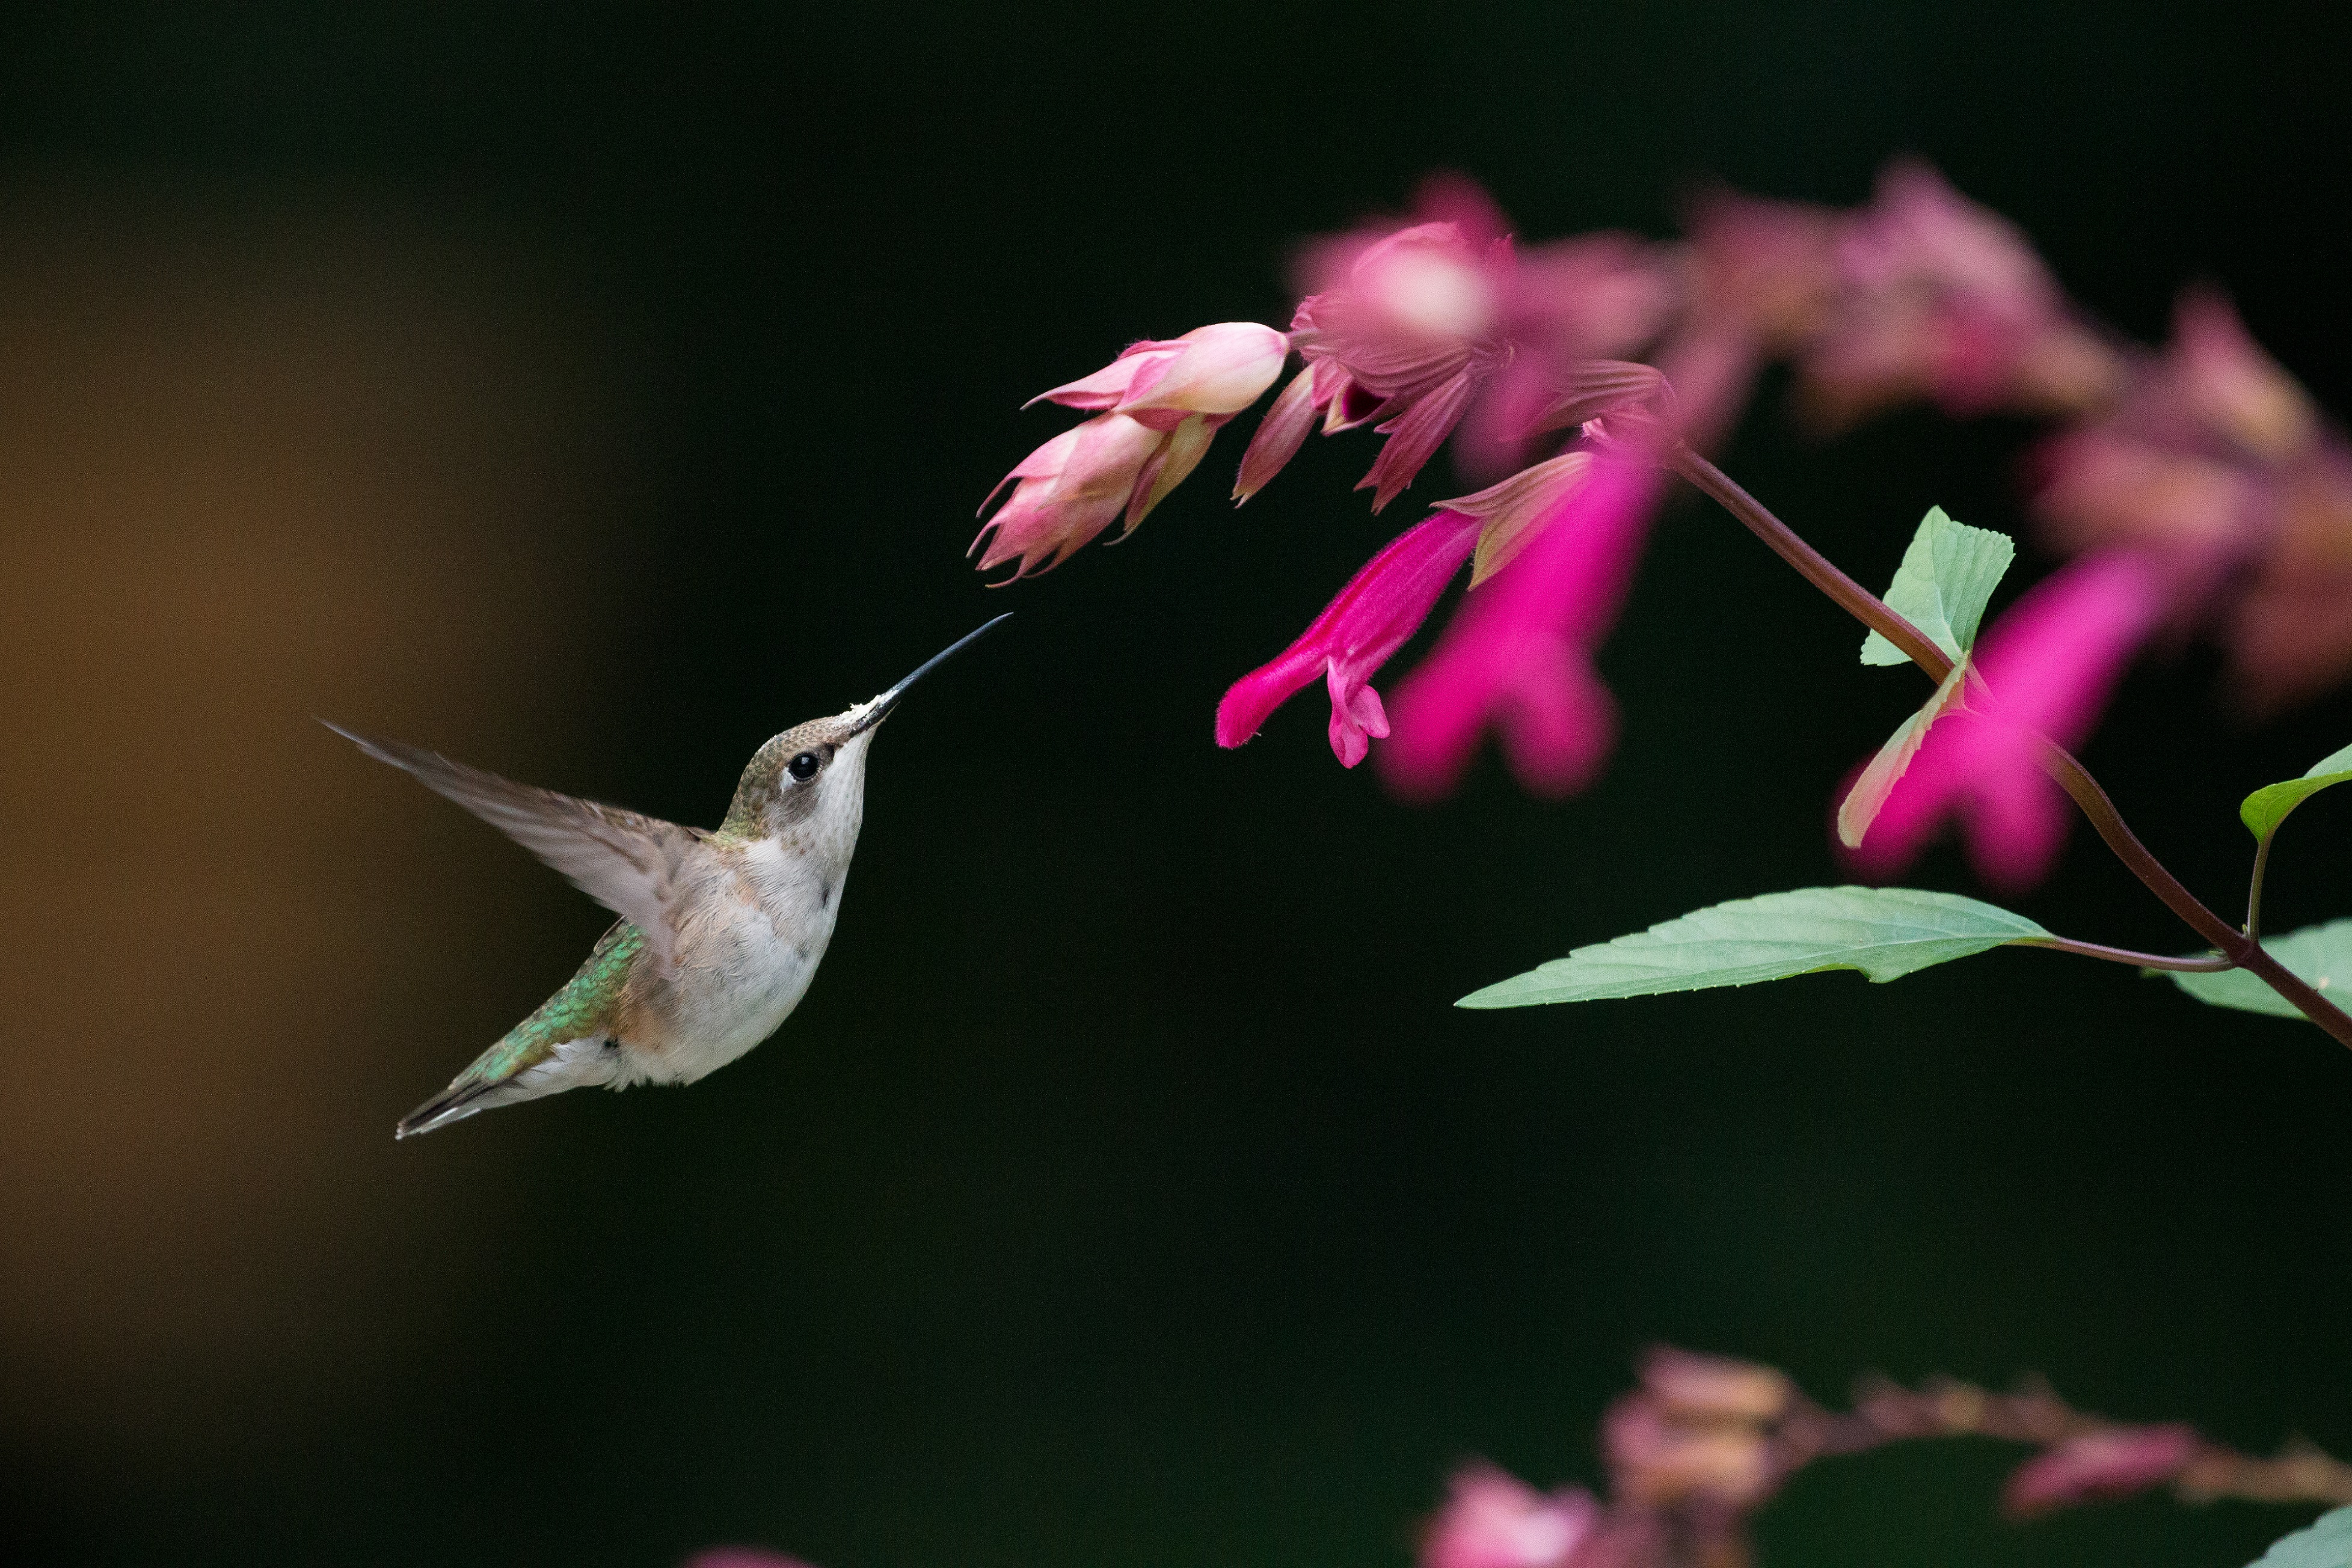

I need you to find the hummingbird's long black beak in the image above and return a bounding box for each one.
[844,613,1012,737]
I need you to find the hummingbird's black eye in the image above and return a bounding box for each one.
[787,750,821,782]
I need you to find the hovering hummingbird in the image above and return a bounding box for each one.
[331,615,1009,1139]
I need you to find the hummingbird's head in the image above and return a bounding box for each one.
[720,615,1010,844]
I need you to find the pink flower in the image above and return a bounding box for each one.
[680,1552,817,1568]
[1033,322,1291,429]
[1798,162,2122,427]
[974,410,1223,578]
[1683,189,1840,353]
[1215,511,1482,766]
[1422,1466,1600,1568]
[1237,179,1676,506]
[2000,1424,2202,1518]
[1240,221,1510,511]
[1850,550,2167,889]
[1378,455,1663,800]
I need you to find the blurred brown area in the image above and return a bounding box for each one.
[0,177,639,1459]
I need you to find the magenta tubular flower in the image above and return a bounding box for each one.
[1851,550,2167,889]
[1215,510,1482,766]
[2000,1424,2202,1519]
[1378,455,1663,800]
[1422,1465,1599,1568]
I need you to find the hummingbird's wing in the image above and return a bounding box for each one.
[327,724,703,979]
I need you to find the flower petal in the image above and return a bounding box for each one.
[1359,369,1478,513]
[1233,365,1320,503]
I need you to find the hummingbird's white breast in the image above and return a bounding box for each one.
[624,818,859,1083]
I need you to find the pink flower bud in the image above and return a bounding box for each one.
[972,412,1171,578]
[1422,1465,1599,1568]
[1036,322,1291,429]
[2000,1424,2201,1518]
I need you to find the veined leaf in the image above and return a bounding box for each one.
[1859,506,2017,667]
[1461,886,2046,1008]
[2240,740,2352,842]
[2245,1506,2352,1568]
[2167,919,2352,1020]
[1838,656,1971,848]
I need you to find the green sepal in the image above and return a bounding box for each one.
[1838,656,1971,849]
[2166,919,2352,1021]
[1859,506,2016,667]
[2240,741,2352,842]
[1460,886,2048,1008]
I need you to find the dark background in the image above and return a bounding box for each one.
[1,4,2348,1565]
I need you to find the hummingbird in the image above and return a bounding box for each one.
[331,615,1009,1139]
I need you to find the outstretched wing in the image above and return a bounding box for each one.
[327,722,703,978]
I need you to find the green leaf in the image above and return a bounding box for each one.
[1838,656,1971,849]
[2168,919,2352,1020]
[2246,1507,2352,1568]
[2240,740,2352,842]
[1859,506,2017,667]
[1460,886,2048,1008]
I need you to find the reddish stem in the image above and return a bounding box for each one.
[1667,445,2352,1049]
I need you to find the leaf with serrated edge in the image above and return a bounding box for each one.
[2168,919,2352,1020]
[2240,740,2352,842]
[2243,1505,2352,1568]
[1838,657,1971,848]
[1859,507,2017,667]
[1461,886,2047,1008]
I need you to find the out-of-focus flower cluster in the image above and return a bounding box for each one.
[979,162,2352,887]
[692,1352,2352,1568]
[1417,1347,2352,1568]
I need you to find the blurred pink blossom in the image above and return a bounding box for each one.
[2001,1424,2202,1518]
[1379,454,1662,799]
[1602,1389,1775,1510]
[1422,1465,1601,1568]
[1638,1347,1795,1423]
[1216,510,1482,765]
[2034,291,2352,711]
[1850,549,2167,889]
[680,1551,818,1568]
[1244,179,1675,509]
[1799,162,2122,428]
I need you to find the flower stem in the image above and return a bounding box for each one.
[1667,444,2352,1047]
